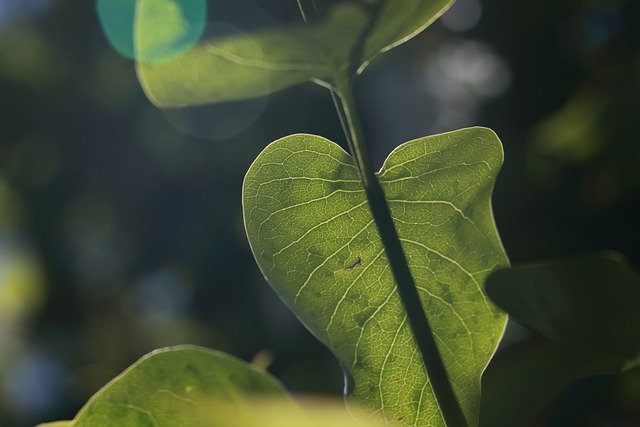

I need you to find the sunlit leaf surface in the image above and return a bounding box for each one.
[44,346,292,427]
[37,422,72,427]
[135,0,453,107]
[243,128,508,426]
[194,398,386,427]
[37,346,391,427]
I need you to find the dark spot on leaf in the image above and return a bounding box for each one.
[342,255,362,271]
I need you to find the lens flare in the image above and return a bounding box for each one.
[97,0,206,63]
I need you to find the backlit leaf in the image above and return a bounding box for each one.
[243,127,509,426]
[135,0,453,107]
[48,345,292,427]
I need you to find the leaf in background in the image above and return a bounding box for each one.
[243,128,508,426]
[39,345,293,427]
[134,0,207,63]
[196,398,387,427]
[37,423,72,427]
[480,253,640,427]
[135,0,453,107]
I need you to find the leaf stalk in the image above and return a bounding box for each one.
[332,74,469,427]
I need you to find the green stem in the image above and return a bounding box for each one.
[332,74,469,427]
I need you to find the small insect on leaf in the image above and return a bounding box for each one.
[342,255,363,271]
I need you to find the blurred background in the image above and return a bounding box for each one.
[0,0,638,426]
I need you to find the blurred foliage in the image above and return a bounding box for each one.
[0,175,47,425]
[0,0,637,426]
[481,253,640,427]
[481,0,640,266]
[36,345,386,427]
[41,346,294,427]
[134,0,453,107]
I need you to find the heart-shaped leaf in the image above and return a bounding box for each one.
[480,253,640,427]
[135,0,453,107]
[243,127,509,425]
[40,345,292,427]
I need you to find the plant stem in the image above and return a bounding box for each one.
[332,74,469,427]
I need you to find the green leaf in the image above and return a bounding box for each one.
[480,253,640,427]
[135,0,453,107]
[39,346,392,427]
[192,398,387,427]
[51,345,293,427]
[37,423,73,427]
[134,0,207,64]
[243,127,509,426]
[487,252,640,372]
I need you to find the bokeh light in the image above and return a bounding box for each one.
[159,22,269,141]
[422,38,511,132]
[97,0,206,62]
[135,0,207,63]
[0,177,44,328]
[1,350,67,424]
[440,0,482,33]
[96,0,136,59]
[0,178,49,426]
[0,0,56,29]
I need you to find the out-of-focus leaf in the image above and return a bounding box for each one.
[197,398,386,427]
[134,0,207,63]
[135,0,453,107]
[44,345,293,427]
[0,178,45,323]
[37,346,389,427]
[487,252,640,371]
[36,422,73,427]
[243,128,508,426]
[531,90,609,164]
[480,253,640,427]
[98,0,206,61]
